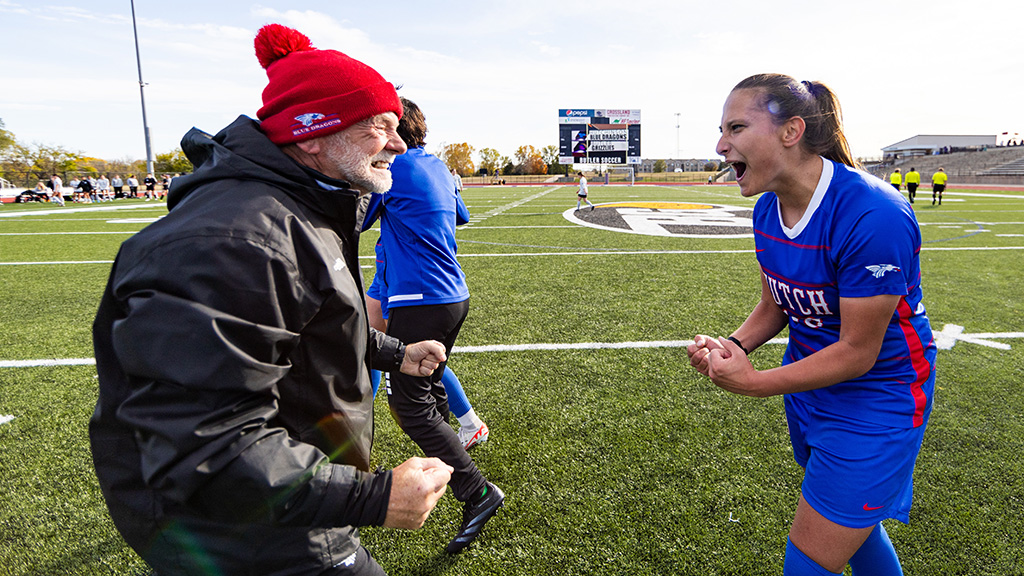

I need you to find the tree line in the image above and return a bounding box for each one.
[0,119,192,188]
[0,117,568,187]
[437,142,568,177]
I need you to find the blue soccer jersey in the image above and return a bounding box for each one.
[363,147,470,309]
[753,158,936,428]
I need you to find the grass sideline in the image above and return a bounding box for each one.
[1,185,1023,575]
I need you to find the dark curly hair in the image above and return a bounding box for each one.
[397,97,427,149]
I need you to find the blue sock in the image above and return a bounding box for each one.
[370,370,382,398]
[784,537,842,576]
[850,523,903,576]
[441,367,471,418]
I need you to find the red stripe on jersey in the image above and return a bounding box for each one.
[897,297,931,427]
[755,229,830,251]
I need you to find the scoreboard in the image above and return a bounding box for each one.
[558,109,641,165]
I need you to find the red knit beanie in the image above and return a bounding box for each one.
[254,24,402,145]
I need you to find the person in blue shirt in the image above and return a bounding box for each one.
[364,97,503,554]
[688,73,936,576]
[365,236,490,451]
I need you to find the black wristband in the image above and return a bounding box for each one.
[727,336,750,355]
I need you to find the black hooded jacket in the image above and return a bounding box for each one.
[90,116,404,574]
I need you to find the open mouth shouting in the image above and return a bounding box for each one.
[730,161,747,181]
[724,158,749,181]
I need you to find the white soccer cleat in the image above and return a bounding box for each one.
[458,423,489,450]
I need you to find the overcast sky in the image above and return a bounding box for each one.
[2,0,1020,166]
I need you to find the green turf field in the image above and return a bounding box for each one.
[1,184,1022,575]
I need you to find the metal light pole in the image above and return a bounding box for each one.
[131,0,155,175]
[674,112,681,160]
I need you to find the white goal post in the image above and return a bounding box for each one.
[605,165,635,186]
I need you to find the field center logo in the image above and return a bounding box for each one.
[564,201,753,238]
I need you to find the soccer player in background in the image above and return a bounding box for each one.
[575,171,594,211]
[365,235,491,450]
[689,73,936,576]
[904,167,920,204]
[889,168,902,191]
[364,97,504,554]
[931,167,947,205]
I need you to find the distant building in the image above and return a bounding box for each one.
[882,135,996,161]
[638,158,716,172]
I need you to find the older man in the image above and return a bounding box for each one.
[90,24,451,576]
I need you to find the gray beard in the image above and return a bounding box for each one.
[324,136,394,195]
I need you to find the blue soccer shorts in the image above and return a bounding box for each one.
[366,276,390,320]
[784,396,929,528]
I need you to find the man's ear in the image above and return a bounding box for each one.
[781,116,806,148]
[294,139,321,155]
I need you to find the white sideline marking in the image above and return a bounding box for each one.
[932,324,1024,351]
[461,187,559,227]
[460,225,579,229]
[0,204,158,218]
[0,260,114,266]
[946,192,1024,199]
[454,338,788,353]
[921,246,1024,251]
[0,231,135,236]
[0,415,14,426]
[5,245,1024,267]
[0,358,96,368]
[4,325,1014,368]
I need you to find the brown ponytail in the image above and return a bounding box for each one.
[733,74,859,169]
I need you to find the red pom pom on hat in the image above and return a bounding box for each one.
[253,23,402,145]
[254,24,315,69]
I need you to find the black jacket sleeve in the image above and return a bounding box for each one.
[369,326,405,372]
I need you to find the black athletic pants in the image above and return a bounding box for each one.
[385,299,485,502]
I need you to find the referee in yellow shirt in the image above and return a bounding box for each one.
[932,167,948,205]
[905,167,920,203]
[889,168,902,191]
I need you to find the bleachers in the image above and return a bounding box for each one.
[981,156,1024,176]
[865,146,1024,185]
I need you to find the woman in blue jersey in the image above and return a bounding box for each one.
[365,236,490,451]
[364,97,503,554]
[687,74,936,576]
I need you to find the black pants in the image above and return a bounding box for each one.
[385,300,485,502]
[907,183,918,202]
[323,546,386,575]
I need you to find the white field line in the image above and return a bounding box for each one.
[0,204,159,218]
[6,244,1024,267]
[454,338,787,353]
[1,358,97,368]
[1,260,115,266]
[3,326,1021,369]
[462,187,560,226]
[0,231,135,236]
[944,192,1024,199]
[919,221,1024,226]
